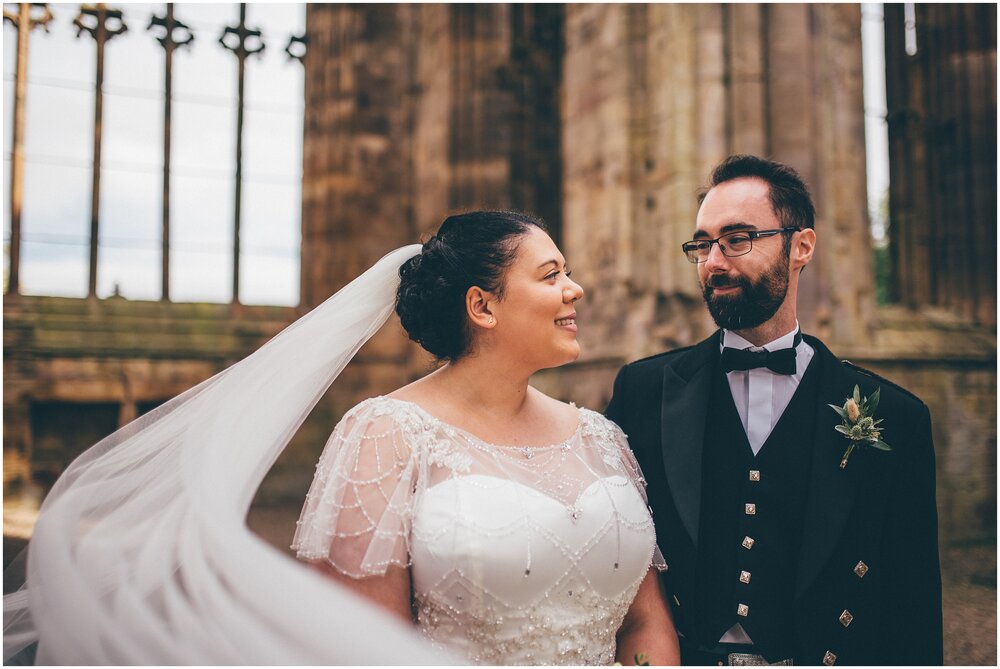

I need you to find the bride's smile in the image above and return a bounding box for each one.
[487,226,585,371]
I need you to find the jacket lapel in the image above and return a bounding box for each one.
[660,331,720,549]
[795,335,864,598]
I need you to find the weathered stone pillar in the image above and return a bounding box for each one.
[807,4,874,345]
[562,3,872,372]
[447,5,513,209]
[563,5,649,369]
[411,5,453,238]
[508,5,564,245]
[304,4,566,275]
[300,5,419,422]
[301,4,567,390]
[761,5,871,345]
[301,5,418,307]
[885,4,997,327]
[726,5,768,156]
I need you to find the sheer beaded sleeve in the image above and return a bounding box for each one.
[583,410,668,572]
[292,400,419,578]
[615,428,667,571]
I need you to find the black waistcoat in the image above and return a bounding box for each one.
[694,356,821,656]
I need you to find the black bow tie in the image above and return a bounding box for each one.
[720,331,802,375]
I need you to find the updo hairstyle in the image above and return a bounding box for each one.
[395,210,546,362]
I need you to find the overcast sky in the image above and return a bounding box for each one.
[4,3,890,306]
[4,3,305,305]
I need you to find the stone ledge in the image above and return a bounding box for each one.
[838,306,996,363]
[3,295,298,360]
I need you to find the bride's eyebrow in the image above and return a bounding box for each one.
[537,259,560,270]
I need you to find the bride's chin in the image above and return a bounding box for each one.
[557,344,581,366]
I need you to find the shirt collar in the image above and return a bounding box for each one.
[722,321,801,352]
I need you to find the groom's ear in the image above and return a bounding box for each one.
[791,227,816,272]
[466,286,497,329]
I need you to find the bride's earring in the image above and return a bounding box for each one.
[488,316,495,325]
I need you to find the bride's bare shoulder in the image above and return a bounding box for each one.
[385,369,446,407]
[527,387,581,423]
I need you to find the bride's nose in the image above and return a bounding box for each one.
[564,279,584,303]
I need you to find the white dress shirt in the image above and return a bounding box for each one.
[721,323,815,456]
[717,323,814,645]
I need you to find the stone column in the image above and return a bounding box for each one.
[301,5,417,307]
[885,4,997,327]
[300,5,419,416]
[805,4,874,346]
[447,5,513,209]
[563,5,644,366]
[562,3,872,377]
[302,4,570,391]
[411,5,453,238]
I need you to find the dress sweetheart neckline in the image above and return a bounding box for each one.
[422,472,633,509]
[368,395,586,452]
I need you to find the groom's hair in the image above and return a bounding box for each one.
[699,155,816,237]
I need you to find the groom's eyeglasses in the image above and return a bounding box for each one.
[681,227,801,264]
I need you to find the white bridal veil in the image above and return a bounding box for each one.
[3,245,455,664]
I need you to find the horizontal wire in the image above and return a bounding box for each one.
[9,232,298,259]
[1,73,304,115]
[2,152,302,186]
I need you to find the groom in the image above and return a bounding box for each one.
[606,155,943,666]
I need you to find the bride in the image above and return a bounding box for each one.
[293,211,678,664]
[3,210,678,665]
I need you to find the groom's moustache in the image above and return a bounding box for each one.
[705,274,746,290]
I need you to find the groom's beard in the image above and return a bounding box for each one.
[701,257,790,331]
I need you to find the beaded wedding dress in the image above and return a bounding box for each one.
[293,396,664,665]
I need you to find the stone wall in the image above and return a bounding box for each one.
[5,4,995,549]
[1,296,313,531]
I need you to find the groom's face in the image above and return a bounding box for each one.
[694,177,791,330]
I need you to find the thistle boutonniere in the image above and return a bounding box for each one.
[829,384,892,470]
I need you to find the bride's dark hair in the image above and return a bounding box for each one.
[396,210,546,362]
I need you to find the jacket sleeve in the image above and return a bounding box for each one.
[880,402,943,664]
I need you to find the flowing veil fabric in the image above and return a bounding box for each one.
[3,245,455,664]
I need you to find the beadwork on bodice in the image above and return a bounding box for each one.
[292,396,664,665]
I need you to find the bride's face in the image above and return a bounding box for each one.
[488,228,585,370]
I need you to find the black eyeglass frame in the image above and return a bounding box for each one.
[681,226,801,264]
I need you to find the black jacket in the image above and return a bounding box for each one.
[605,332,943,665]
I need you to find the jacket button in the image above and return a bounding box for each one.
[854,561,869,578]
[823,650,837,665]
[839,610,854,627]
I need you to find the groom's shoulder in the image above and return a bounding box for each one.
[619,332,720,380]
[619,338,708,382]
[627,344,696,370]
[840,359,927,411]
[806,334,927,410]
